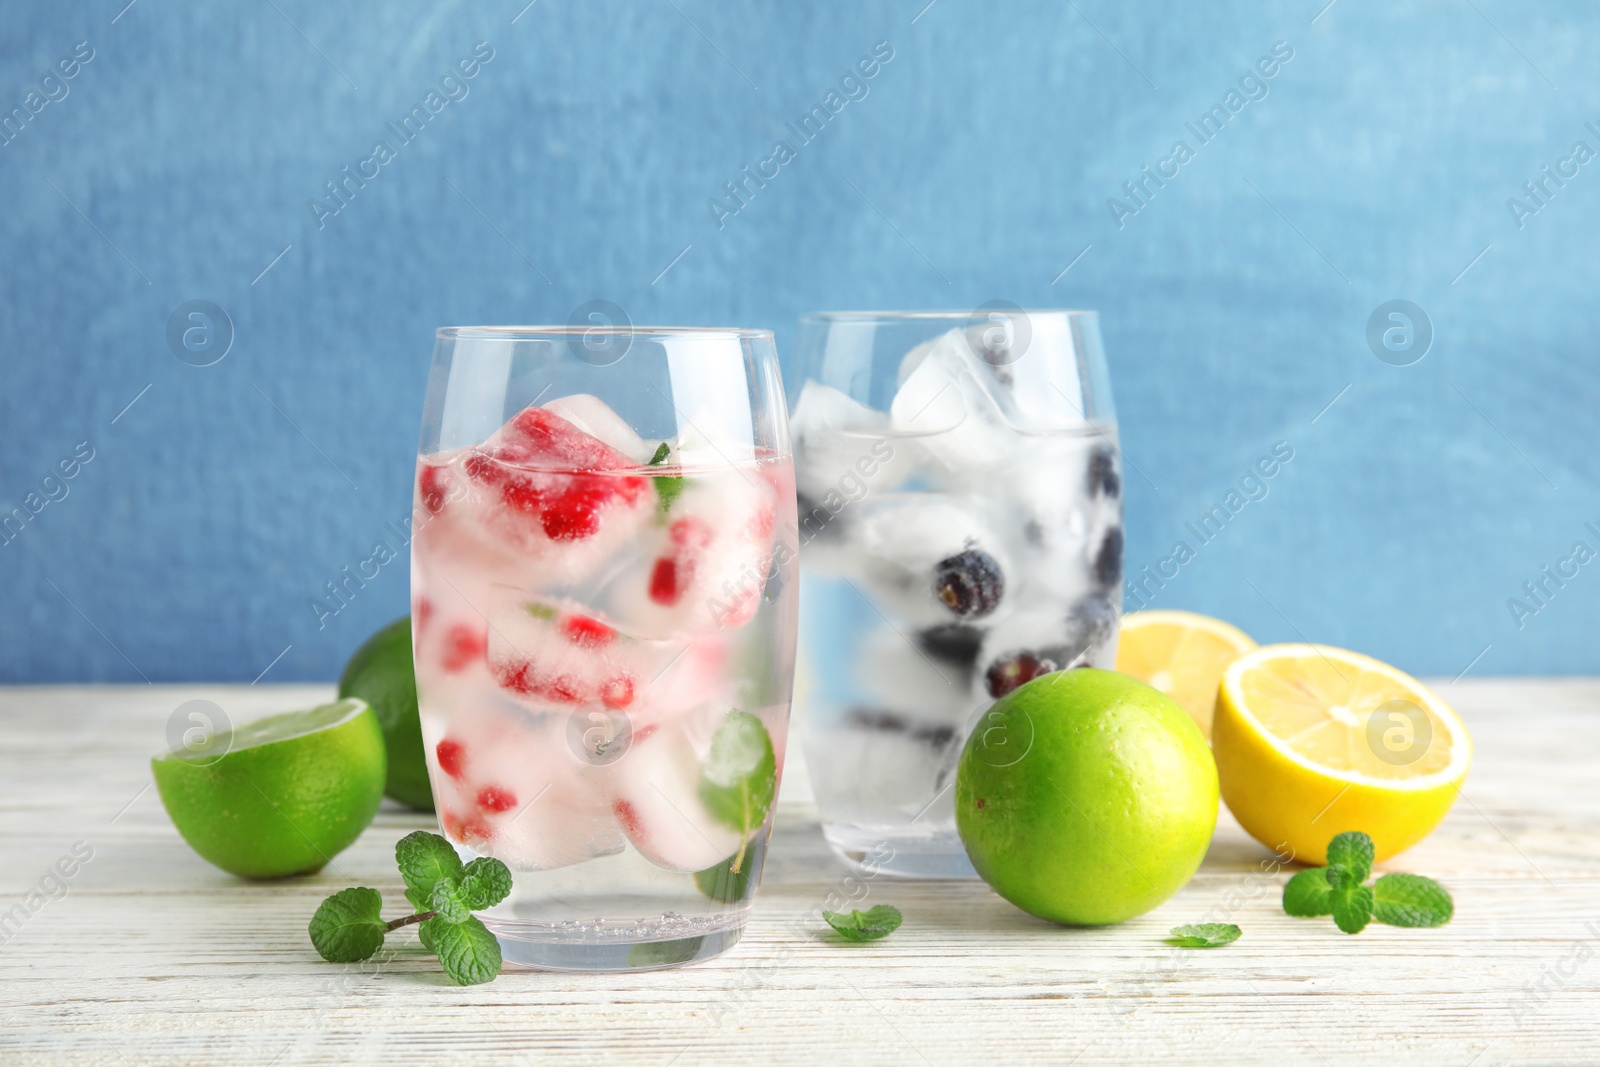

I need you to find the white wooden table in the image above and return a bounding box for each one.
[2,681,1597,1065]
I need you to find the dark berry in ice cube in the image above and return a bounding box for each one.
[933,548,1004,618]
[1087,447,1121,498]
[1092,527,1123,589]
[1067,595,1119,653]
[797,493,840,543]
[984,651,1061,698]
[844,707,955,749]
[917,624,985,669]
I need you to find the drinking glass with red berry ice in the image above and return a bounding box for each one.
[411,326,797,971]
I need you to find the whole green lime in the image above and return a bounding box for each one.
[955,668,1218,925]
[339,616,432,811]
[152,699,386,879]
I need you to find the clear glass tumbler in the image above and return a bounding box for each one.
[787,309,1121,878]
[411,325,798,970]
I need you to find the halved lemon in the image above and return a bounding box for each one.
[1212,644,1471,865]
[1115,610,1257,739]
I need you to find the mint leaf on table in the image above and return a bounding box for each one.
[460,857,513,910]
[1373,873,1454,928]
[309,887,387,963]
[823,904,903,942]
[397,829,464,911]
[308,832,512,985]
[1282,868,1334,917]
[429,877,471,924]
[1168,923,1241,948]
[430,916,502,986]
[1325,831,1374,883]
[1330,882,1375,935]
[1281,830,1454,936]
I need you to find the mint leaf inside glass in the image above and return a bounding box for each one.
[308,886,386,963]
[699,710,777,844]
[694,854,753,904]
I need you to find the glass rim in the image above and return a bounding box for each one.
[799,309,1099,322]
[436,325,775,341]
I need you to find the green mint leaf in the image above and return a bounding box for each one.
[655,474,686,514]
[1331,883,1375,934]
[1283,868,1335,917]
[823,904,903,942]
[627,936,706,968]
[1325,862,1360,891]
[429,876,470,924]
[699,710,777,836]
[1373,873,1454,928]
[460,857,513,910]
[1325,832,1374,883]
[694,854,753,904]
[308,887,386,963]
[648,442,687,514]
[1167,923,1241,948]
[417,916,440,952]
[431,915,502,985]
[396,831,463,906]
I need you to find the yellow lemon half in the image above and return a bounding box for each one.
[1212,644,1471,865]
[1115,610,1257,739]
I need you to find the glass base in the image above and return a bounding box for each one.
[823,823,981,880]
[487,912,747,972]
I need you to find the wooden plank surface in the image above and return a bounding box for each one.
[1,680,1597,1066]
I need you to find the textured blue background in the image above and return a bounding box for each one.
[1,0,1595,682]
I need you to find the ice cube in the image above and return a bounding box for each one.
[606,466,778,638]
[447,405,655,581]
[485,592,687,713]
[598,717,744,872]
[541,393,655,465]
[889,328,1025,477]
[790,381,914,500]
[974,595,1120,699]
[852,494,1011,626]
[427,703,625,871]
[805,711,963,824]
[858,626,975,731]
[979,433,1100,600]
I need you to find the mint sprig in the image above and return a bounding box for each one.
[1281,831,1452,934]
[1168,922,1240,948]
[308,831,511,985]
[823,904,903,942]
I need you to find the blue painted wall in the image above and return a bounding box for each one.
[1,0,1595,683]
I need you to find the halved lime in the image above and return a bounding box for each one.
[152,699,386,879]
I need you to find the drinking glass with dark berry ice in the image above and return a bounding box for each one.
[411,326,798,970]
[787,310,1121,878]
